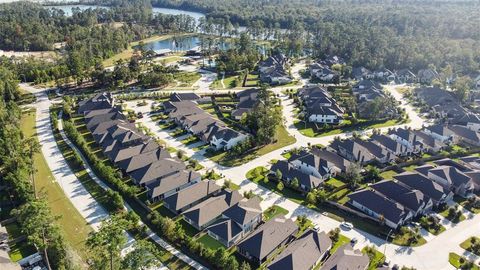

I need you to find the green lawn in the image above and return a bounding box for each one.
[454,196,480,214]
[263,205,289,221]
[295,118,407,138]
[177,218,199,238]
[439,208,466,223]
[449,252,480,270]
[379,170,397,179]
[21,110,91,260]
[196,234,224,251]
[211,75,239,89]
[402,165,418,172]
[460,237,480,256]
[174,72,201,87]
[392,230,427,247]
[8,241,37,262]
[331,234,350,254]
[206,125,296,167]
[362,247,386,270]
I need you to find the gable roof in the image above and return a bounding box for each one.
[348,189,411,224]
[163,180,222,212]
[206,218,243,243]
[428,166,472,187]
[371,180,430,213]
[183,189,242,227]
[105,139,159,163]
[394,172,449,202]
[148,170,201,199]
[267,229,332,270]
[117,147,170,173]
[237,216,298,261]
[448,125,480,142]
[170,92,201,102]
[321,244,369,270]
[130,158,186,185]
[270,160,325,189]
[223,197,262,226]
[371,134,407,153]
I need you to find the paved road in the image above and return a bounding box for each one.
[21,84,207,270]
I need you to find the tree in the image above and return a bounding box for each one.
[277,181,284,191]
[452,76,472,102]
[328,228,340,243]
[13,198,66,270]
[306,191,317,205]
[275,169,283,180]
[365,166,381,183]
[121,240,161,270]
[239,261,252,270]
[291,177,300,189]
[86,215,128,270]
[344,163,362,188]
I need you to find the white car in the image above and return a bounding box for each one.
[340,222,354,230]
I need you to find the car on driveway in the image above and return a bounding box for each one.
[340,222,354,230]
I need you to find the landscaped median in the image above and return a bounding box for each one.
[460,236,480,256]
[449,252,480,270]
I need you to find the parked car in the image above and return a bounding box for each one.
[340,222,354,230]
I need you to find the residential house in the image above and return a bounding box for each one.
[447,125,480,146]
[117,147,171,174]
[394,172,454,205]
[423,125,457,144]
[183,189,242,230]
[85,111,127,131]
[411,130,446,153]
[396,69,417,84]
[237,216,298,266]
[259,54,292,85]
[387,128,425,154]
[413,87,467,119]
[373,68,395,82]
[331,138,376,164]
[203,124,249,150]
[417,69,440,85]
[170,92,201,102]
[147,170,201,201]
[421,165,475,197]
[231,89,258,120]
[289,148,350,179]
[207,197,263,247]
[370,180,433,216]
[77,92,115,114]
[267,229,332,270]
[309,63,339,83]
[352,80,385,102]
[300,87,345,124]
[452,113,480,132]
[320,244,369,270]
[347,189,414,229]
[270,160,325,192]
[104,140,159,164]
[163,180,222,215]
[129,158,187,186]
[371,134,410,157]
[351,66,373,81]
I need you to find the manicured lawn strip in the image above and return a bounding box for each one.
[206,125,296,167]
[263,205,289,221]
[324,178,346,189]
[8,241,37,262]
[449,252,480,270]
[439,208,466,223]
[56,115,193,270]
[379,170,397,179]
[295,118,407,138]
[21,110,91,260]
[196,234,224,251]
[331,234,350,254]
[460,237,480,256]
[392,231,426,247]
[454,196,480,214]
[362,247,386,270]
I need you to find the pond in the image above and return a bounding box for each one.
[152,7,205,22]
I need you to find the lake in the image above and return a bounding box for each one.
[142,35,230,52]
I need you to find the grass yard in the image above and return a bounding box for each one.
[454,196,480,214]
[8,241,37,262]
[211,75,240,89]
[263,205,289,221]
[402,164,418,172]
[325,178,346,189]
[379,170,397,179]
[331,234,350,254]
[392,230,427,247]
[460,237,480,256]
[449,253,480,270]
[196,234,224,251]
[173,72,201,87]
[439,207,466,223]
[206,124,296,167]
[21,110,91,260]
[295,118,406,138]
[362,247,386,270]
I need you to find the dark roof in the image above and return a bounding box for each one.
[117,147,171,173]
[85,111,126,131]
[267,229,331,270]
[429,166,472,187]
[163,180,222,212]
[148,170,201,199]
[223,197,262,226]
[170,92,201,102]
[270,160,324,189]
[348,189,410,224]
[448,125,480,142]
[371,134,407,154]
[371,180,430,213]
[105,140,159,163]
[424,124,453,137]
[237,216,298,261]
[394,172,448,202]
[78,92,114,114]
[183,190,242,227]
[207,218,243,243]
[321,244,369,270]
[130,158,186,185]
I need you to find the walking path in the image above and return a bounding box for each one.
[21,84,207,270]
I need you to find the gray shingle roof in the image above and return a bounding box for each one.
[371,180,430,213]
[223,197,262,226]
[237,216,298,262]
[267,229,331,270]
[148,170,201,199]
[163,180,221,212]
[117,147,171,173]
[206,218,243,243]
[130,158,186,185]
[394,172,448,202]
[320,244,369,270]
[270,160,324,189]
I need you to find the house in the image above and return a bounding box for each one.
[183,189,242,230]
[163,180,222,215]
[147,170,201,201]
[417,69,440,85]
[331,138,376,164]
[289,148,350,179]
[259,54,292,85]
[371,134,410,157]
[117,147,171,174]
[352,80,385,102]
[237,216,298,266]
[354,138,397,164]
[270,160,325,192]
[396,69,417,84]
[267,229,332,270]
[231,89,258,120]
[411,130,446,152]
[370,180,433,216]
[203,124,249,150]
[85,111,127,131]
[129,158,187,186]
[320,244,369,270]
[77,92,115,114]
[447,125,480,146]
[387,128,425,154]
[105,139,159,164]
[351,66,373,81]
[347,189,414,229]
[424,165,475,197]
[394,172,454,205]
[413,87,467,119]
[373,68,395,82]
[309,63,340,83]
[207,196,263,247]
[452,113,480,132]
[423,124,457,144]
[170,92,201,102]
